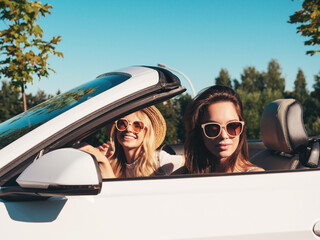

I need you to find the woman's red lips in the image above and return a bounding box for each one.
[217,143,231,150]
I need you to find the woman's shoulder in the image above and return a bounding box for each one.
[245,166,264,172]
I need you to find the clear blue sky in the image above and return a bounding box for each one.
[20,0,320,95]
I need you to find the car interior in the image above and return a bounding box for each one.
[2,97,319,194]
[53,95,319,179]
[165,98,320,174]
[250,98,320,171]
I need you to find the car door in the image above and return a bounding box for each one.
[1,169,320,240]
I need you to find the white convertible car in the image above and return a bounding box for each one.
[0,66,319,240]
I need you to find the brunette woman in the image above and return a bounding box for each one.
[184,85,263,174]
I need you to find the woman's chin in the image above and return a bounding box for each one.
[213,150,234,159]
[119,140,143,150]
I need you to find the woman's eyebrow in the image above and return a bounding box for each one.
[205,119,239,123]
[205,118,240,122]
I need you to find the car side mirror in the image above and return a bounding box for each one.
[15,148,102,197]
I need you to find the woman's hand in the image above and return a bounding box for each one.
[79,144,115,179]
[98,142,114,158]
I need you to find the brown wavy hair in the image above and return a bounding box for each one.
[184,85,251,174]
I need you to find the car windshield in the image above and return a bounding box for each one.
[0,74,130,150]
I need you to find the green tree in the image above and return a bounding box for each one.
[26,89,54,108]
[0,80,57,123]
[293,68,308,104]
[310,117,320,136]
[173,93,192,143]
[303,96,319,136]
[237,84,284,140]
[264,59,285,95]
[237,89,262,139]
[288,0,320,55]
[260,88,284,110]
[82,127,108,147]
[215,68,232,87]
[240,66,265,92]
[307,71,320,136]
[156,100,178,145]
[311,71,320,100]
[232,79,241,90]
[0,80,22,122]
[0,0,63,111]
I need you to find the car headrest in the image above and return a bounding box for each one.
[260,99,309,154]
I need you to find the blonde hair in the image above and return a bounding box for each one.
[109,110,159,177]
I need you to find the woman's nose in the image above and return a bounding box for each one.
[220,127,229,139]
[126,125,133,132]
[126,123,135,133]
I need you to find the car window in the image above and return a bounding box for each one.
[0,74,130,150]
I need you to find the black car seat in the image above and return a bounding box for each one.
[250,98,320,170]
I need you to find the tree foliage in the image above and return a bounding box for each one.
[240,66,265,92]
[156,93,192,145]
[0,80,54,123]
[307,71,320,136]
[173,93,192,143]
[0,0,63,110]
[0,80,22,122]
[215,68,232,87]
[156,100,178,145]
[293,68,308,104]
[237,90,262,139]
[264,59,285,95]
[214,59,320,138]
[311,71,320,100]
[289,0,320,55]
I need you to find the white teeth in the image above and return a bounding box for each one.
[124,135,135,140]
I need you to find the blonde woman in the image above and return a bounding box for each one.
[81,106,184,178]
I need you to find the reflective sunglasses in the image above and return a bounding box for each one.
[201,121,244,139]
[115,119,146,133]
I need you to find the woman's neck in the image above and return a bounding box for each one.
[124,146,143,164]
[213,158,229,173]
[212,156,243,173]
[217,156,248,173]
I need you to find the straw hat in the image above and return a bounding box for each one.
[141,105,166,148]
[108,105,166,149]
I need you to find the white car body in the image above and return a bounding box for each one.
[0,66,320,240]
[2,171,320,239]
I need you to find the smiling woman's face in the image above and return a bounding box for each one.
[201,101,240,161]
[116,112,146,151]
